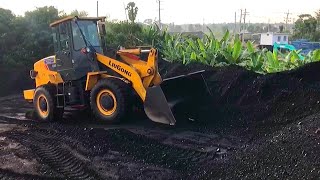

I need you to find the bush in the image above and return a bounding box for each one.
[105,21,144,48]
[160,29,320,74]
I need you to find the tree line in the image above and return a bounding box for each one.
[0,6,87,67]
[292,11,320,41]
[0,5,319,68]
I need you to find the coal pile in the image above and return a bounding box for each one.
[157,59,320,179]
[159,59,320,128]
[0,59,319,179]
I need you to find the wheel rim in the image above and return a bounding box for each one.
[37,94,49,118]
[96,89,117,116]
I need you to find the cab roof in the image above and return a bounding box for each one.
[50,16,106,27]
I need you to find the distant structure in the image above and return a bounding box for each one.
[238,30,252,43]
[169,31,205,39]
[258,32,290,50]
[181,31,205,39]
[260,32,289,44]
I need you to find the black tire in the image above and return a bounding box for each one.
[33,86,64,122]
[90,78,132,124]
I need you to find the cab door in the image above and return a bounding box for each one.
[55,22,74,80]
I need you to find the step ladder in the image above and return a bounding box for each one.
[56,83,65,108]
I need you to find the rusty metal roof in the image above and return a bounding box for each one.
[49,16,105,27]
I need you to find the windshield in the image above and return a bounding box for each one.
[71,20,100,50]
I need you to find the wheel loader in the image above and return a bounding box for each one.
[23,16,208,125]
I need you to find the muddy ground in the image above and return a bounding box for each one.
[0,61,319,179]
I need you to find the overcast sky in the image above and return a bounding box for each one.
[0,0,319,24]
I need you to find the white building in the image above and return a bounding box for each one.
[259,32,290,46]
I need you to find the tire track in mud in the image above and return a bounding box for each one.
[5,123,223,179]
[43,126,217,166]
[105,129,218,178]
[7,131,105,180]
[0,169,62,180]
[31,143,101,180]
[43,126,218,173]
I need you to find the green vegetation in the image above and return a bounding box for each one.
[126,2,139,23]
[160,30,320,73]
[0,6,89,67]
[105,21,163,48]
[0,6,59,67]
[293,12,320,41]
[105,21,144,48]
[0,6,319,74]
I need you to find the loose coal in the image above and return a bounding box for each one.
[158,59,320,128]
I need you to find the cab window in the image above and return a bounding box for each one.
[59,23,69,50]
[52,27,59,52]
[72,21,100,51]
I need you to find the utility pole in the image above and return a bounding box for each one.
[239,9,243,33]
[202,18,205,32]
[157,0,162,30]
[96,1,99,17]
[239,9,249,43]
[284,10,292,31]
[234,12,237,36]
[123,2,128,21]
[292,18,295,32]
[243,9,249,32]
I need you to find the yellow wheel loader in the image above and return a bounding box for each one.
[23,16,208,125]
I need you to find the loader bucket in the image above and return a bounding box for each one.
[144,85,177,125]
[144,70,209,125]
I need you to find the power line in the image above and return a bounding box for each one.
[239,9,242,32]
[284,10,292,31]
[239,9,249,43]
[157,0,162,30]
[123,1,128,21]
[202,18,205,32]
[243,9,249,31]
[234,11,237,36]
[242,9,249,43]
[239,9,249,32]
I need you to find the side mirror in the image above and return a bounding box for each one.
[98,22,106,36]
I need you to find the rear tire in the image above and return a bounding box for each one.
[90,78,132,124]
[33,86,64,122]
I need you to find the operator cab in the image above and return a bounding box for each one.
[50,16,106,81]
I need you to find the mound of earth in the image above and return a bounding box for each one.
[159,59,320,126]
[0,59,319,179]
[158,59,320,179]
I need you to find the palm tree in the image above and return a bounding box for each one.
[126,2,138,23]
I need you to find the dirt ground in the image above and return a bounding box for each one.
[0,61,319,179]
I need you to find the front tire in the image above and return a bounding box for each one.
[33,86,64,122]
[90,78,131,124]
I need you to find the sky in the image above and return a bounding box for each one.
[0,0,319,24]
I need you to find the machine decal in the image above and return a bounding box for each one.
[44,56,56,65]
[108,60,132,77]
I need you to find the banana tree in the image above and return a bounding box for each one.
[220,38,242,64]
